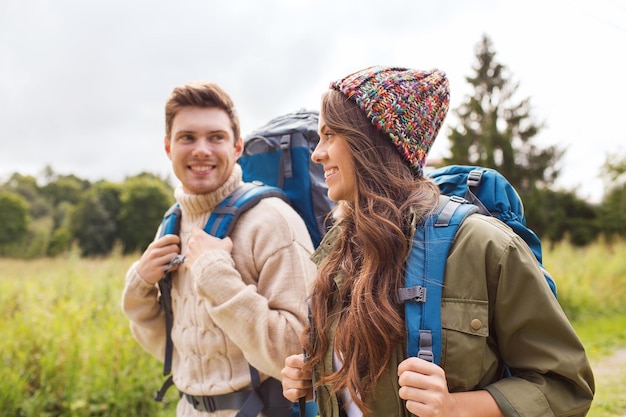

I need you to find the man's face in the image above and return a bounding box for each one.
[165,106,242,195]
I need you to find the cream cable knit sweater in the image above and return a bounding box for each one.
[122,165,317,417]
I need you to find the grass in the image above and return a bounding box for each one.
[1,238,625,416]
[574,315,626,417]
[0,253,178,416]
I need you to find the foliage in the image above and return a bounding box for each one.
[601,150,626,183]
[445,34,563,196]
[0,191,31,251]
[117,174,174,254]
[0,167,174,258]
[598,151,626,240]
[39,171,91,207]
[70,182,123,257]
[598,184,626,239]
[525,188,600,246]
[1,173,51,219]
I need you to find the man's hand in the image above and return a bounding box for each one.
[186,227,233,266]
[135,234,181,284]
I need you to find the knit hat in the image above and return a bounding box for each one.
[330,66,450,176]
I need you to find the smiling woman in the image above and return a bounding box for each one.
[280,66,595,417]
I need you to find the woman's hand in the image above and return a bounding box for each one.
[398,358,503,417]
[398,357,457,417]
[281,354,314,402]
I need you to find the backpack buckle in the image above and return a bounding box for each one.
[397,286,427,303]
[467,170,483,187]
[417,349,434,362]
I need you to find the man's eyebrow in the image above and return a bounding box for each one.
[174,129,228,135]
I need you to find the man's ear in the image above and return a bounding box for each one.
[234,136,244,158]
[164,136,171,158]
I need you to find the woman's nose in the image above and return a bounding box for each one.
[311,142,325,163]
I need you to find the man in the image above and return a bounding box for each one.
[122,81,317,416]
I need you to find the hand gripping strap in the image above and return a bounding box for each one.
[402,196,477,363]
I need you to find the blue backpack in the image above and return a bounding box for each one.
[399,164,557,364]
[239,109,335,247]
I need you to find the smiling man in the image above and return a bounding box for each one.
[121,82,317,417]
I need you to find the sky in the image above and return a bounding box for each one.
[1,0,625,203]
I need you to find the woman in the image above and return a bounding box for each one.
[281,66,594,417]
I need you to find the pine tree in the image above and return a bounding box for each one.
[445,34,563,196]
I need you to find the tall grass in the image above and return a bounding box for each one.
[1,239,625,416]
[544,238,626,320]
[0,252,177,417]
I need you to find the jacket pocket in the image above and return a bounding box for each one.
[440,298,489,391]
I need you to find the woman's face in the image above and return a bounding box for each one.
[312,114,357,202]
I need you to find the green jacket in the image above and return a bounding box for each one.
[311,212,595,417]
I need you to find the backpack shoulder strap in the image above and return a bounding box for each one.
[399,195,478,364]
[155,203,181,401]
[205,182,289,238]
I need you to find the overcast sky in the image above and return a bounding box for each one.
[1,0,624,202]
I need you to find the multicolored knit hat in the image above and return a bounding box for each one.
[330,66,450,176]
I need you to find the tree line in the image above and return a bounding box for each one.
[1,35,625,258]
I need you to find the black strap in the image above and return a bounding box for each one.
[154,375,175,402]
[183,377,292,417]
[155,204,181,401]
[299,397,306,417]
[159,274,174,376]
[184,390,254,413]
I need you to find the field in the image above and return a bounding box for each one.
[1,239,625,416]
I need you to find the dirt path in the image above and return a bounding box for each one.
[590,347,626,416]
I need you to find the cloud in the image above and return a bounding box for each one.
[1,0,625,203]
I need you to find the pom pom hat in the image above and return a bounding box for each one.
[330,66,450,177]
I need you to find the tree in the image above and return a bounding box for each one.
[525,189,599,246]
[70,193,118,256]
[1,173,50,218]
[40,172,91,208]
[445,35,563,196]
[598,151,626,239]
[69,182,122,257]
[117,174,174,254]
[0,191,30,255]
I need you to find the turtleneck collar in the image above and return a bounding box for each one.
[174,164,243,217]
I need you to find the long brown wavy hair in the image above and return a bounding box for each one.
[303,90,441,416]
